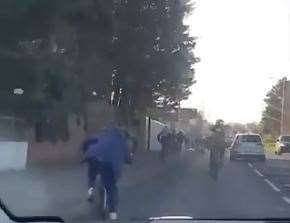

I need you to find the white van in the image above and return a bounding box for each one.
[230,133,265,161]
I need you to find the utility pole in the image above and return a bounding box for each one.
[281,79,285,135]
[281,79,290,135]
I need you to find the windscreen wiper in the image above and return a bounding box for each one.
[0,198,64,222]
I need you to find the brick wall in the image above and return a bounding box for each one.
[26,115,85,167]
[26,102,147,167]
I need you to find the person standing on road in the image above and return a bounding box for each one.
[208,120,227,180]
[176,130,186,152]
[170,128,178,152]
[157,126,171,160]
[123,130,138,156]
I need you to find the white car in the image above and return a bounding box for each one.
[230,133,265,161]
[275,135,290,155]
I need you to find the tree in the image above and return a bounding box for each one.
[0,0,197,141]
[260,77,286,137]
[245,122,260,133]
[112,0,197,126]
[228,122,246,134]
[0,0,116,141]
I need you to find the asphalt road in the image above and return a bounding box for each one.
[119,150,290,220]
[0,150,290,222]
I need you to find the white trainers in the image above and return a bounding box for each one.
[87,187,94,202]
[109,212,118,220]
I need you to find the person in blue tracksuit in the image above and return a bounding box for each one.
[82,123,132,220]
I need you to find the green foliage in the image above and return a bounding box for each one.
[0,0,196,141]
[263,134,276,154]
[260,77,286,137]
[263,134,276,143]
[113,0,196,110]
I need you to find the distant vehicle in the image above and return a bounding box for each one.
[230,133,265,161]
[275,135,290,155]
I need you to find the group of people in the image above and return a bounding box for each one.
[80,113,226,220]
[82,121,189,220]
[157,126,187,159]
[157,120,227,180]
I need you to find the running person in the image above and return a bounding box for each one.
[83,122,132,220]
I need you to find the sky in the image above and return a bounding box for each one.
[181,0,290,124]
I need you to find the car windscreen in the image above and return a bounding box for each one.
[1,0,289,221]
[240,135,262,143]
[281,136,290,142]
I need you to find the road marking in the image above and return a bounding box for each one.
[248,163,253,168]
[264,179,280,192]
[282,196,290,204]
[254,169,264,177]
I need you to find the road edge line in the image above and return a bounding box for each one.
[264,179,280,192]
[254,169,264,177]
[282,196,290,204]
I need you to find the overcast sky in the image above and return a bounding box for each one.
[181,0,290,124]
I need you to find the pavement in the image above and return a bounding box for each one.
[0,150,290,222]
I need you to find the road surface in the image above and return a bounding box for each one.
[119,150,290,220]
[0,150,290,222]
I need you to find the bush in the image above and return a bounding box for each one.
[263,134,276,143]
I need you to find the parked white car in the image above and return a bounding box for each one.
[275,135,290,155]
[230,133,265,161]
